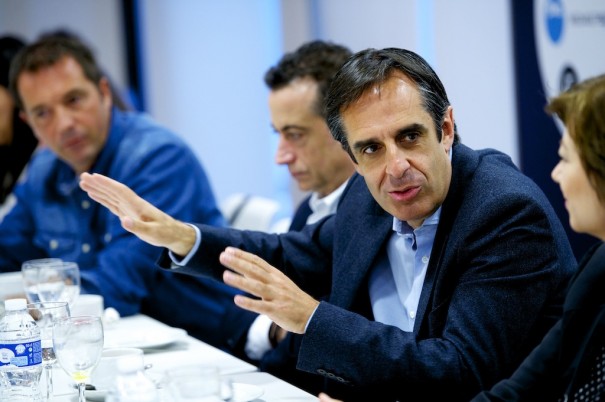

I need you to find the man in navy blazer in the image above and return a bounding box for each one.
[79,48,576,401]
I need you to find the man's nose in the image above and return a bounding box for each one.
[55,107,76,132]
[385,148,410,178]
[275,138,295,165]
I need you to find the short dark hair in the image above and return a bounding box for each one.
[264,40,352,118]
[326,48,460,159]
[9,30,104,110]
[0,35,25,88]
[547,74,605,203]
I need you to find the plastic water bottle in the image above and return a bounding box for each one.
[0,298,43,401]
[106,355,159,402]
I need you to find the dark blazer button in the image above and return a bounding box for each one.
[317,369,327,375]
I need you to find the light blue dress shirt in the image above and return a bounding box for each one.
[369,208,441,331]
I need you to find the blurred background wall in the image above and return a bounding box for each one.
[0,0,601,257]
[0,0,515,208]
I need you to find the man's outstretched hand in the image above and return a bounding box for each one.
[220,247,320,334]
[79,172,196,256]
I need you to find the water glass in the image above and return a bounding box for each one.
[21,258,63,303]
[37,261,81,307]
[53,316,104,402]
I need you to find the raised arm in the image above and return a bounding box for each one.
[79,172,195,256]
[81,172,321,333]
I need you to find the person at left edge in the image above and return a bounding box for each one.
[1,30,131,221]
[0,32,239,347]
[0,36,38,217]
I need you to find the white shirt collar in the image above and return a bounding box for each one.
[306,179,350,225]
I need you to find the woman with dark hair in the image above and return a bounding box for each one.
[471,74,605,401]
[0,35,38,209]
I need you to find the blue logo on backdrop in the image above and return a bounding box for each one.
[545,0,564,43]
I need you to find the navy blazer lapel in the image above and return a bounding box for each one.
[331,174,393,309]
[413,144,480,334]
[289,196,313,231]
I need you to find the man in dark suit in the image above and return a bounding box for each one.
[221,41,356,393]
[79,48,576,401]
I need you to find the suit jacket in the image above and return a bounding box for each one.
[472,243,605,401]
[161,144,576,401]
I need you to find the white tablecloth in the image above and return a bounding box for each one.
[49,314,316,401]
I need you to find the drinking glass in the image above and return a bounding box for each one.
[53,316,104,402]
[21,258,64,303]
[27,301,70,401]
[37,261,81,307]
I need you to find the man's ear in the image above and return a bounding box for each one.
[441,106,455,152]
[19,110,29,124]
[98,77,113,108]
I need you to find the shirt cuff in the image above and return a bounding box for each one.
[305,303,319,332]
[168,224,201,268]
[244,314,273,361]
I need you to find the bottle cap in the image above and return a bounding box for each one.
[4,298,27,311]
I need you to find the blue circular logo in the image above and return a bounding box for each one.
[545,0,564,43]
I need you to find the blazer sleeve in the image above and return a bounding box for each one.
[158,216,336,299]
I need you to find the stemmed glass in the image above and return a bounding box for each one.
[53,316,104,402]
[37,261,81,308]
[21,258,64,303]
[27,301,70,401]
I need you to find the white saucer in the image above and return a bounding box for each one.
[104,327,187,349]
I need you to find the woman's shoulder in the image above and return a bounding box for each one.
[565,243,605,309]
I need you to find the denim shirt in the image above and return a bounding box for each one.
[0,108,239,347]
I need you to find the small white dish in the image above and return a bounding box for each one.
[104,327,187,349]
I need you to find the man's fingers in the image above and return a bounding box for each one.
[220,247,275,278]
[86,190,122,215]
[227,247,274,271]
[230,291,292,326]
[223,270,268,300]
[232,294,267,316]
[81,173,151,221]
[81,173,130,208]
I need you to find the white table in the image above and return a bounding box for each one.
[49,315,316,401]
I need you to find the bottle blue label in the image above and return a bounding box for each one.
[0,340,42,367]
